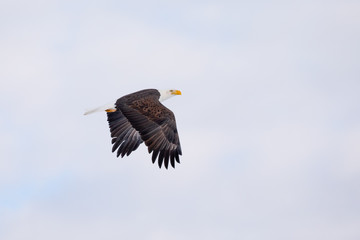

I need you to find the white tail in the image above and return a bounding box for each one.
[84,102,116,115]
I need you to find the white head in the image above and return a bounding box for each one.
[158,89,182,102]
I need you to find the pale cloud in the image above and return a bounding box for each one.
[1,1,360,240]
[337,126,360,176]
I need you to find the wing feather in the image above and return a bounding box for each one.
[118,95,182,168]
[107,110,143,158]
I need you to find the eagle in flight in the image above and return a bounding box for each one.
[85,89,182,169]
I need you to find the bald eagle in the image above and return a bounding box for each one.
[85,89,182,169]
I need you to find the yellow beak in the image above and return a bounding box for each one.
[172,90,182,95]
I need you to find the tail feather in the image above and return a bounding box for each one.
[84,102,116,115]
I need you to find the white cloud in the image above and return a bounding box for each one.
[1,1,360,240]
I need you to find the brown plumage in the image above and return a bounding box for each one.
[106,89,182,169]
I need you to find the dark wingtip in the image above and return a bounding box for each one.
[163,151,170,169]
[158,151,165,168]
[175,153,180,164]
[170,152,175,168]
[152,150,159,164]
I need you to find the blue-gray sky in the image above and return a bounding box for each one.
[1,1,360,239]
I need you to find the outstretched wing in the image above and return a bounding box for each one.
[107,110,143,158]
[119,97,182,169]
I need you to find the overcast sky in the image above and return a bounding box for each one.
[1,0,360,239]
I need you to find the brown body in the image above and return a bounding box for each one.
[107,89,182,169]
